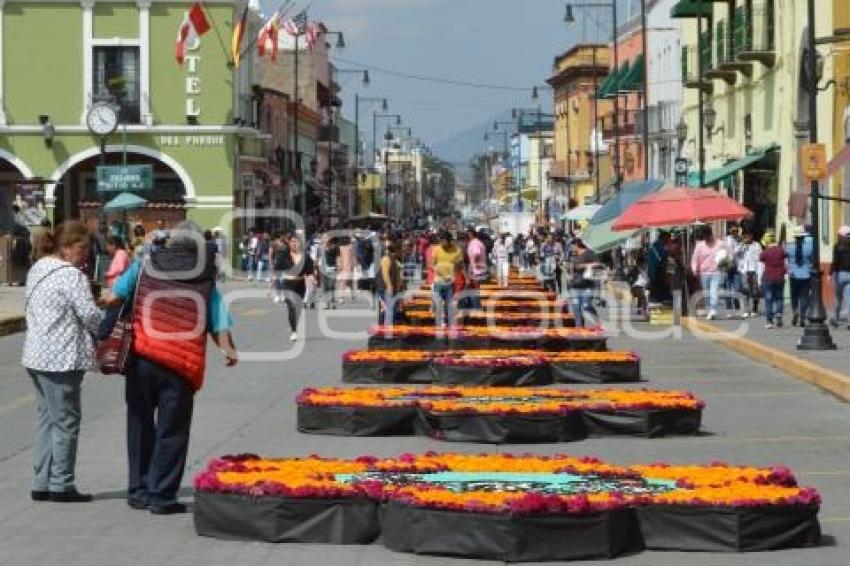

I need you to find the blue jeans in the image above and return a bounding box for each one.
[28,369,84,492]
[700,272,721,315]
[255,258,268,282]
[570,288,595,328]
[433,282,454,326]
[763,281,785,323]
[377,289,396,326]
[724,271,741,309]
[789,277,811,320]
[834,271,850,321]
[125,357,194,507]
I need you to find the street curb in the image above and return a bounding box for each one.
[605,281,850,402]
[0,316,25,338]
[685,317,850,403]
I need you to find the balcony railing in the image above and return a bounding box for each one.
[734,1,776,67]
[681,45,713,92]
[638,101,681,138]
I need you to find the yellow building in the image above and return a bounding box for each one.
[357,172,384,215]
[676,0,834,243]
[548,44,612,206]
[831,1,850,233]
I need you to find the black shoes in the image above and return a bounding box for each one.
[127,498,149,510]
[31,490,50,502]
[49,489,93,503]
[149,502,187,515]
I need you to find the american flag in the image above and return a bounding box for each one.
[283,9,308,36]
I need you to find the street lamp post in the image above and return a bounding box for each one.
[566,1,621,193]
[373,113,402,167]
[798,0,836,351]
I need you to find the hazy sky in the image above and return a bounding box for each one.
[260,0,635,149]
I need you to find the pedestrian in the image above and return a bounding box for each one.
[723,226,742,311]
[568,238,599,328]
[505,232,515,267]
[524,235,537,270]
[103,220,238,514]
[129,224,147,260]
[736,230,763,318]
[31,219,54,263]
[432,231,463,327]
[425,235,438,286]
[647,231,672,305]
[830,226,850,328]
[321,235,340,309]
[465,227,488,310]
[271,233,291,304]
[213,226,226,281]
[690,226,723,320]
[22,221,102,503]
[255,230,271,283]
[760,231,787,329]
[99,236,132,339]
[240,229,256,278]
[376,241,403,325]
[336,236,356,303]
[278,234,314,342]
[786,225,814,327]
[492,234,510,288]
[539,233,562,293]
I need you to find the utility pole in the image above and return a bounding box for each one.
[640,0,649,179]
[798,0,836,351]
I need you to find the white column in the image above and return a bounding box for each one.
[0,0,6,125]
[80,0,94,124]
[138,0,151,125]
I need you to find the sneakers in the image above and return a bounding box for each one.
[290,332,298,342]
[742,312,751,319]
[766,322,774,329]
[127,498,149,510]
[706,312,716,321]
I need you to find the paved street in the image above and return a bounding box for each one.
[0,284,847,566]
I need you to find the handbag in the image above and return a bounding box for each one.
[96,263,143,375]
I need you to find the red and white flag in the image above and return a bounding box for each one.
[257,13,281,60]
[305,23,320,49]
[175,2,211,65]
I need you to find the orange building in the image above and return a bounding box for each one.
[547,44,612,206]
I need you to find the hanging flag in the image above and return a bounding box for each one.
[283,9,308,36]
[305,22,320,49]
[231,5,249,67]
[175,2,211,65]
[257,12,281,60]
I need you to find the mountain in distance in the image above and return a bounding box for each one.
[431,110,515,185]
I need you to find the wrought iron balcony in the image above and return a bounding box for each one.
[733,2,776,68]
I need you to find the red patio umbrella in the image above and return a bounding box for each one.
[612,186,752,231]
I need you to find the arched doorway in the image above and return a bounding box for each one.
[52,148,191,234]
[0,150,34,232]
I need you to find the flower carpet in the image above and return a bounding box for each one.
[296,386,703,442]
[367,325,607,351]
[193,452,821,560]
[342,349,640,385]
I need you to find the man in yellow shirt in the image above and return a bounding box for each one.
[432,231,463,327]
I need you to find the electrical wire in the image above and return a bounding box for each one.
[331,56,550,93]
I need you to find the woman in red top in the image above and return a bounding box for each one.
[759,232,787,329]
[104,237,131,288]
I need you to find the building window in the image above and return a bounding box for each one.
[92,47,141,124]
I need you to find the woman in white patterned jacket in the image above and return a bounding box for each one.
[22,221,102,503]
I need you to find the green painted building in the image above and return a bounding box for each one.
[0,0,262,233]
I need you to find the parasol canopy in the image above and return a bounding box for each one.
[103,192,147,212]
[612,187,752,232]
[562,204,601,222]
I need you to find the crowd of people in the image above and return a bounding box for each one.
[635,223,850,330]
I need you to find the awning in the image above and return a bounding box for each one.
[688,143,780,187]
[618,55,644,92]
[671,0,713,19]
[599,61,630,99]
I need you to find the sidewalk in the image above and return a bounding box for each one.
[608,280,850,401]
[0,285,24,337]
